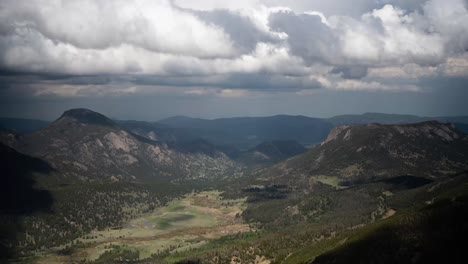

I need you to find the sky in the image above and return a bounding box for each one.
[0,0,468,121]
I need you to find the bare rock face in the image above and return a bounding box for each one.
[15,109,241,183]
[257,121,468,188]
[322,126,350,145]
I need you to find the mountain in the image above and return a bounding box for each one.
[238,140,307,166]
[0,117,50,134]
[327,112,431,126]
[327,112,468,132]
[254,121,468,188]
[14,108,239,183]
[158,115,333,149]
[4,109,468,263]
[58,108,116,127]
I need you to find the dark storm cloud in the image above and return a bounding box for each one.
[132,73,322,90]
[331,66,368,79]
[269,11,339,65]
[187,9,280,55]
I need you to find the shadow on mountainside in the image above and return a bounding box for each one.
[311,173,468,264]
[0,143,54,260]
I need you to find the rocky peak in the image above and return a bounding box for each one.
[57,108,116,127]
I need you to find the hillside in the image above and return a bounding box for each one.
[254,121,468,188]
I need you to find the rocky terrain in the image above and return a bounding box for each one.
[254,121,468,188]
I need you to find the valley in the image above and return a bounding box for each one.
[1,108,468,264]
[33,191,249,263]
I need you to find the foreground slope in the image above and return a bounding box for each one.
[165,172,468,264]
[255,121,468,187]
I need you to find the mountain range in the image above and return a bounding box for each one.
[1,108,468,263]
[254,121,468,189]
[4,112,468,151]
[7,108,242,183]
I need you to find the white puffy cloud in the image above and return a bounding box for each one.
[0,0,235,57]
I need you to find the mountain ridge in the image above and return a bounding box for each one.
[254,121,468,188]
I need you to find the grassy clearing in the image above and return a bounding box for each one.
[311,175,346,189]
[34,191,248,263]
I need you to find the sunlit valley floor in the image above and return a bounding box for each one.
[36,191,249,263]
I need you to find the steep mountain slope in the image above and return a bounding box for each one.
[16,108,239,183]
[255,121,468,188]
[158,115,333,149]
[0,143,54,259]
[0,143,53,215]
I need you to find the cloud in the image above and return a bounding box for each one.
[0,0,235,57]
[367,64,438,79]
[269,10,340,65]
[0,0,467,97]
[331,66,368,79]
[331,80,421,92]
[440,55,468,77]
